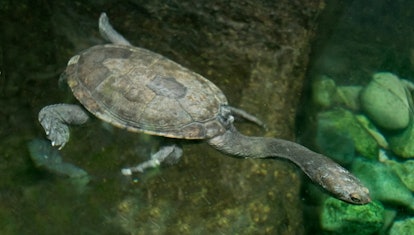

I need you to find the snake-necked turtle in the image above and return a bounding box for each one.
[38,13,370,204]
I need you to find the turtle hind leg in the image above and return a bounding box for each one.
[38,104,89,149]
[99,12,132,46]
[121,144,183,175]
[228,106,267,130]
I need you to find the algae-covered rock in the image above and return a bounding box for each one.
[27,138,89,179]
[312,75,337,109]
[388,121,414,158]
[312,75,363,111]
[351,158,414,210]
[316,109,378,159]
[320,197,384,235]
[360,72,410,130]
[389,217,414,235]
[27,138,90,192]
[380,209,398,234]
[336,85,363,111]
[316,125,355,165]
[355,114,388,149]
[384,158,414,192]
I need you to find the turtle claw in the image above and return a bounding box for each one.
[39,107,70,149]
[121,168,133,176]
[44,120,69,149]
[121,145,183,175]
[51,140,66,150]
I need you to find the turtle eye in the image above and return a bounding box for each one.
[349,193,362,203]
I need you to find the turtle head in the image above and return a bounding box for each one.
[333,182,371,205]
[315,163,371,205]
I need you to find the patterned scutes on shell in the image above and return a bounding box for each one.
[66,44,228,139]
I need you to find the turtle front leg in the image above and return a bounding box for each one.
[38,104,89,149]
[121,144,183,175]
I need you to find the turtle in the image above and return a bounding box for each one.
[38,13,370,204]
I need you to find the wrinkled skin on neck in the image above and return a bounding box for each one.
[208,125,371,205]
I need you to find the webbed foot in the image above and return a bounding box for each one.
[39,108,70,149]
[122,144,183,175]
[38,104,89,149]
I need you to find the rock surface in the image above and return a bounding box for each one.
[388,122,414,158]
[312,75,338,109]
[352,158,414,210]
[360,72,410,130]
[320,197,384,235]
[27,138,89,179]
[389,217,414,235]
[384,158,414,192]
[316,109,378,160]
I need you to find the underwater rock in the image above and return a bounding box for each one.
[388,121,414,158]
[320,197,384,235]
[382,156,414,192]
[316,109,378,160]
[351,158,414,210]
[316,124,355,165]
[27,138,89,179]
[360,72,410,130]
[355,114,389,149]
[336,85,363,111]
[389,217,414,235]
[312,75,363,111]
[312,75,337,109]
[380,209,398,234]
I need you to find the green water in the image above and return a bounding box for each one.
[1,1,302,234]
[2,0,413,234]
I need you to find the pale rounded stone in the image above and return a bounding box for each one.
[360,72,410,130]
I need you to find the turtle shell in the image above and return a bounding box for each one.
[65,44,229,139]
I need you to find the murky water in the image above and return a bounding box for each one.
[2,0,413,234]
[1,1,305,234]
